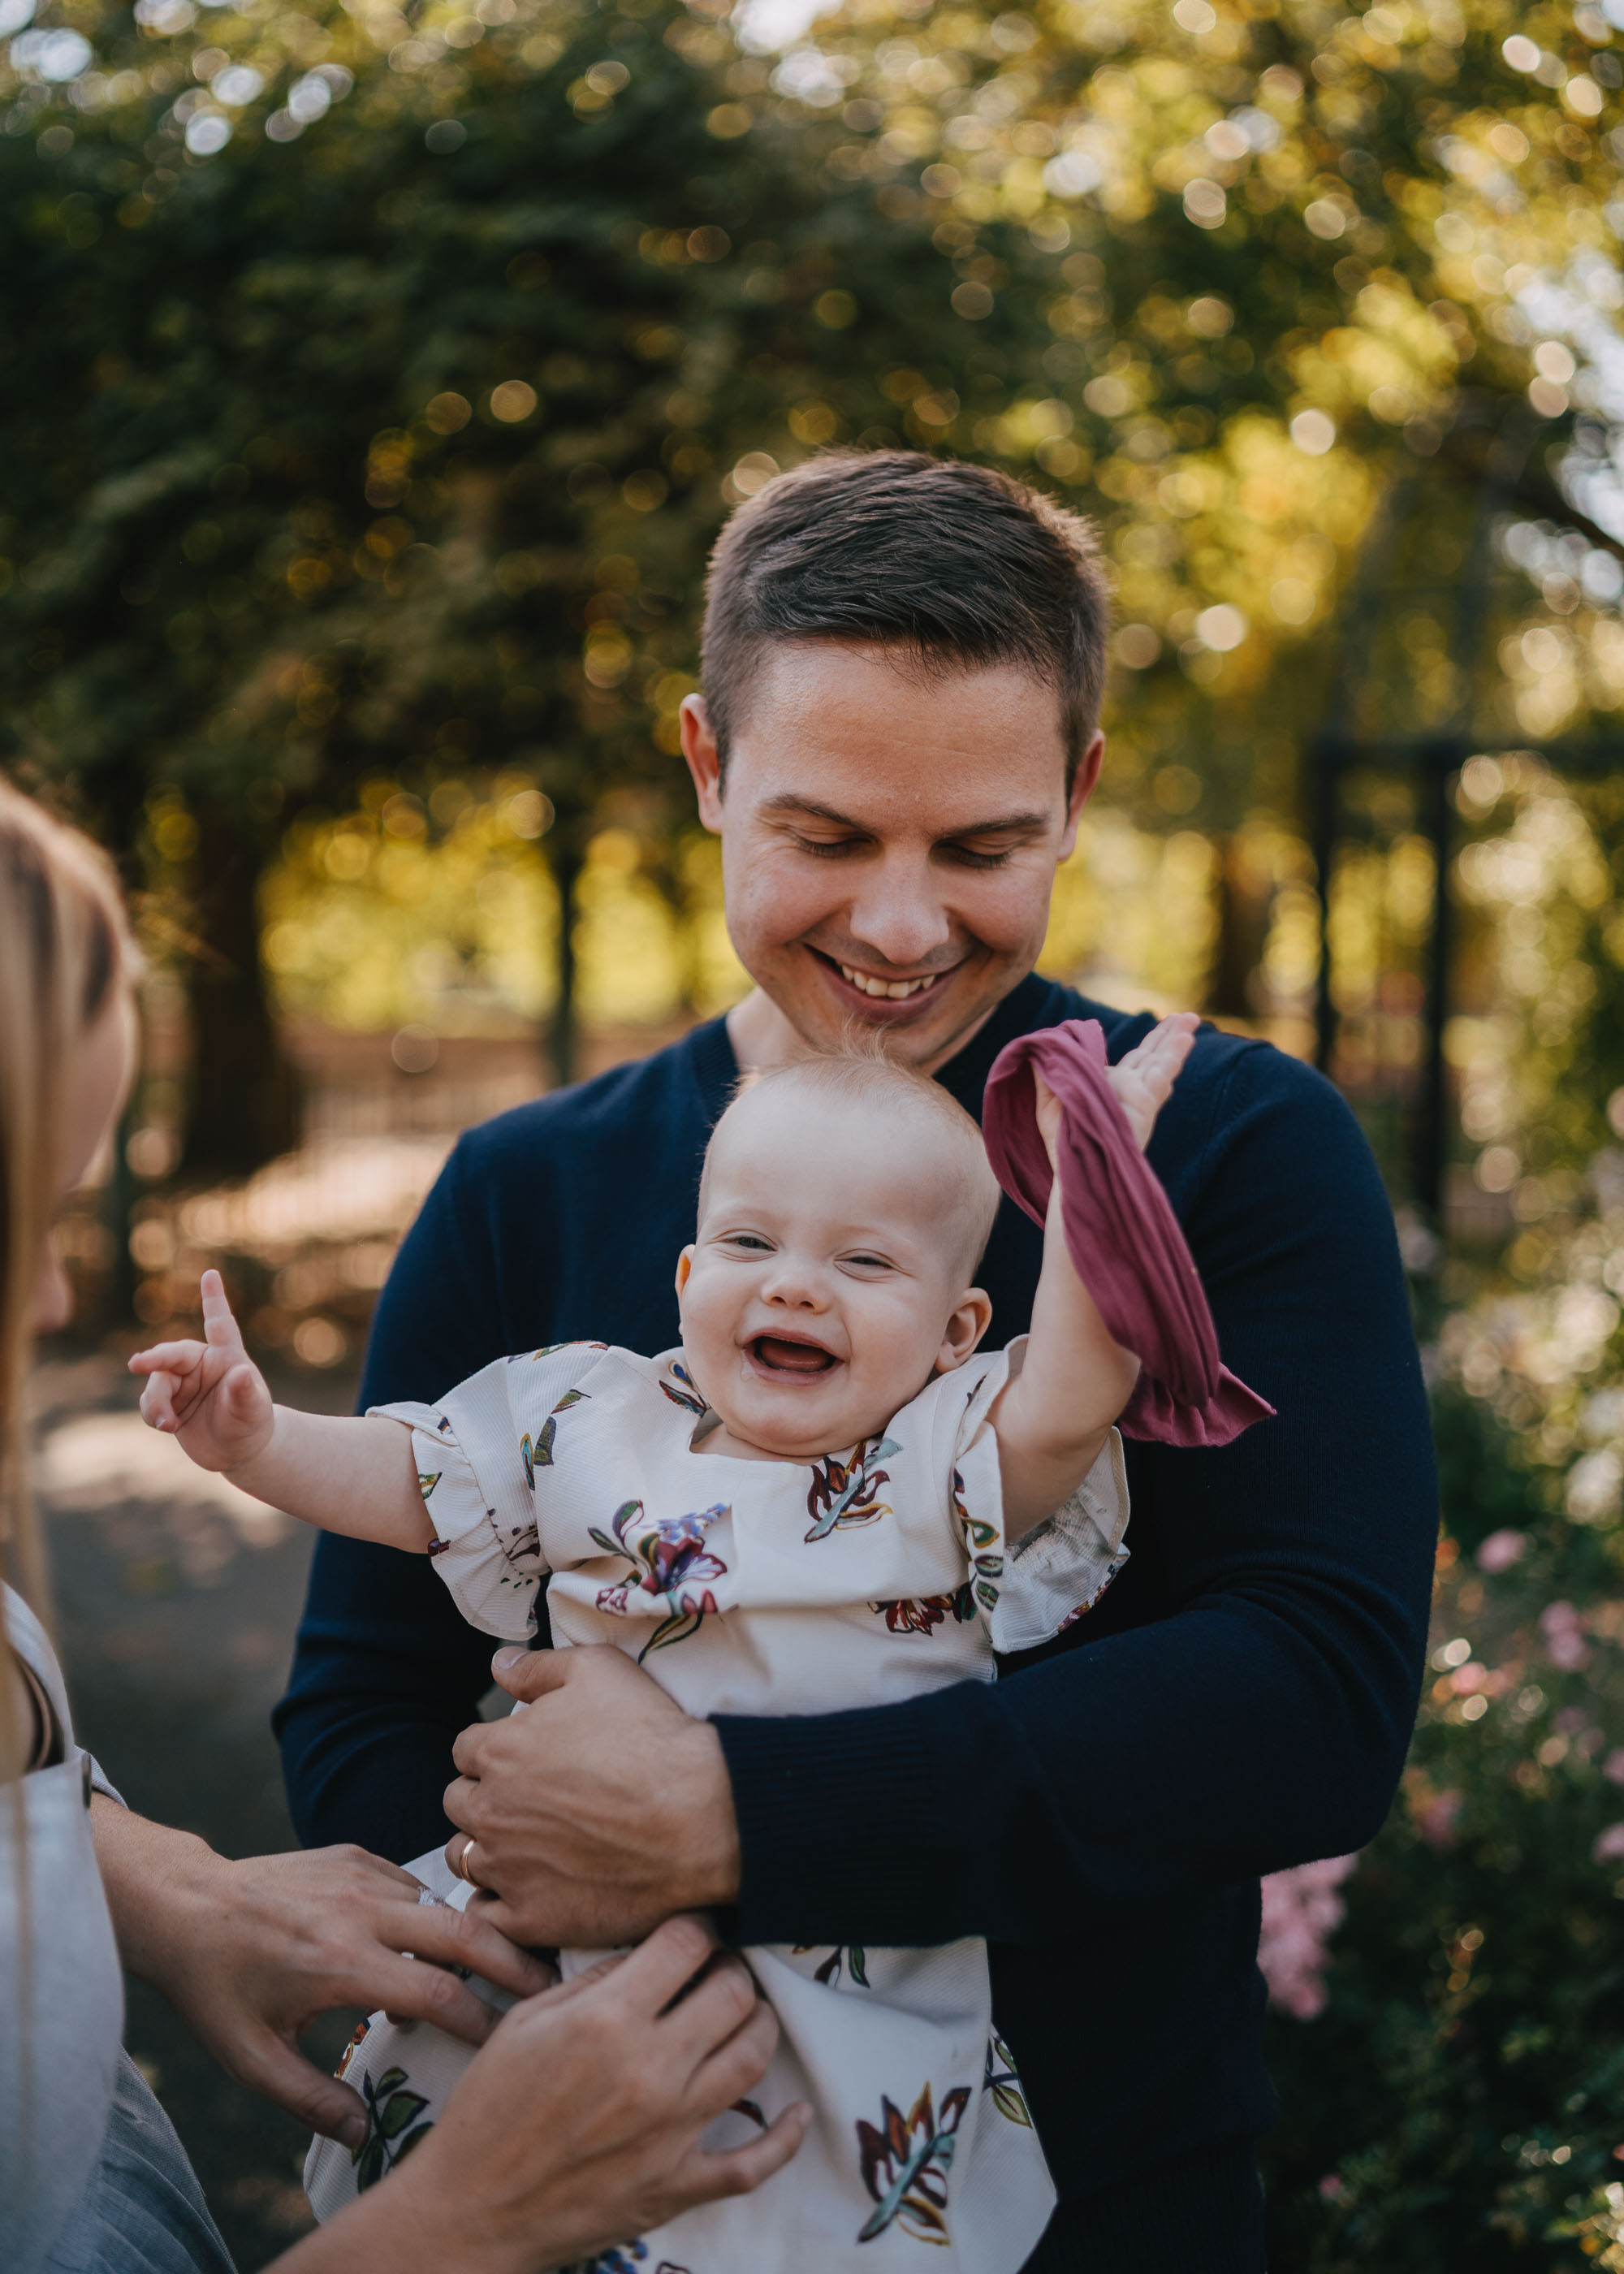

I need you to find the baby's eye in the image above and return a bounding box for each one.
[843,1252,891,1272]
[725,1233,772,1252]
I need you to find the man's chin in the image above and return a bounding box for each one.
[788,952,1004,1066]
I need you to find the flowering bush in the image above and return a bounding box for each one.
[1258,1197,1624,2268]
[1258,1858,1360,2022]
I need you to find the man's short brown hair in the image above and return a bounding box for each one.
[699,450,1112,789]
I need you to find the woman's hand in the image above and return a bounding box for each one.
[128,1268,274,1472]
[91,1801,554,2145]
[286,1916,810,2274]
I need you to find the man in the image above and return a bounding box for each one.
[276,452,1436,2270]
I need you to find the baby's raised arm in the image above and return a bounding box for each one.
[129,1270,432,1550]
[992,1015,1199,1538]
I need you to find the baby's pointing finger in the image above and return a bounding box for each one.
[200,1269,248,1354]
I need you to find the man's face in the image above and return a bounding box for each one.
[682,640,1101,1072]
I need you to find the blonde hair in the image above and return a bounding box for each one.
[706,1047,1004,1282]
[0,780,136,1758]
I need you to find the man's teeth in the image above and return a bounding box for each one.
[839,965,939,1000]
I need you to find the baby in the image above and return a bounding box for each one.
[132,1014,1231,2274]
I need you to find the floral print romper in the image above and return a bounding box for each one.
[304,1337,1130,2273]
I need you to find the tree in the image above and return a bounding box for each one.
[2,0,1615,1168]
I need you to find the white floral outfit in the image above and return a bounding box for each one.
[305,1339,1130,2273]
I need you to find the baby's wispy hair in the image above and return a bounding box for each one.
[702,1040,1004,1284]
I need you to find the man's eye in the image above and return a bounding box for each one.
[944,843,1015,871]
[794,835,865,859]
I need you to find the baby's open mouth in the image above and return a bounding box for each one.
[749,1334,837,1377]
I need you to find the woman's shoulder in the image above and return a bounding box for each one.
[2,1584,70,1739]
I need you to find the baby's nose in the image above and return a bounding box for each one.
[763,1263,826,1307]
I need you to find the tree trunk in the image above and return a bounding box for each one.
[182,817,298,1174]
[548,835,583,1092]
[1206,835,1272,1022]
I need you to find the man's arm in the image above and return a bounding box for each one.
[274,1135,525,1861]
[712,1047,1436,1947]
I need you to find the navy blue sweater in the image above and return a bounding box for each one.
[275,974,1436,2229]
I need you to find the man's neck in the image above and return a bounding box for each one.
[725,986,1009,1079]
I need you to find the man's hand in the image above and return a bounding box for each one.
[443,1646,741,1948]
[128,1267,274,1472]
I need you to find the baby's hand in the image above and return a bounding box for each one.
[128,1269,274,1474]
[1106,1013,1199,1149]
[1032,1014,1199,1169]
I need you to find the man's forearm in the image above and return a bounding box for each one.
[715,1578,1426,1952]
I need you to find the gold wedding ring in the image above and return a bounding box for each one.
[456,1836,484,1891]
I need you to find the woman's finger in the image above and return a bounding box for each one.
[659,1953,767,2077]
[668,2102,811,2213]
[349,1950,508,2047]
[605,1913,722,2020]
[680,1988,782,2116]
[228,2025,369,2147]
[390,1900,556,1998]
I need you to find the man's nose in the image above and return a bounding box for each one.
[845,851,954,970]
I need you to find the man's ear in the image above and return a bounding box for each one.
[675,1247,695,1299]
[936,1289,993,1373]
[680,697,724,832]
[1057,731,1104,862]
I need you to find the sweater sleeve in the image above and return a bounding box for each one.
[273,1135,533,1862]
[714,1047,1437,1948]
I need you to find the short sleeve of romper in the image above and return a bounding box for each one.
[938,1337,1132,1657]
[369,1340,608,1641]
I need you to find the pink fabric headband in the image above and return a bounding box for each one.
[982,1018,1274,1449]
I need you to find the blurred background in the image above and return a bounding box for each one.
[11,0,1624,2262]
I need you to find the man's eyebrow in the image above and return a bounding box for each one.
[758,794,862,827]
[757,793,1052,838]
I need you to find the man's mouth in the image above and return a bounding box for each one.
[812,949,957,1005]
[748,1334,839,1379]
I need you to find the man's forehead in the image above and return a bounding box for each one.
[726,640,1069,815]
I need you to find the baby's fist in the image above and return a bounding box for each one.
[128,1269,275,1474]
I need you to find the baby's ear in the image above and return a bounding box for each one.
[937,1288,993,1372]
[675,1247,695,1297]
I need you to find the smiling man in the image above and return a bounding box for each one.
[275,452,1436,2272]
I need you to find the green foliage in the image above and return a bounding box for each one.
[1263,1244,1624,2268]
[2,0,1611,1165]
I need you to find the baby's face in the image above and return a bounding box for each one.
[676,1085,990,1460]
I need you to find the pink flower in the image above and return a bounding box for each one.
[1415,1789,1463,1852]
[1540,1602,1592,1671]
[1603,1749,1624,1785]
[1257,1856,1358,2020]
[1594,1822,1624,1864]
[1477,1528,1527,1574]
